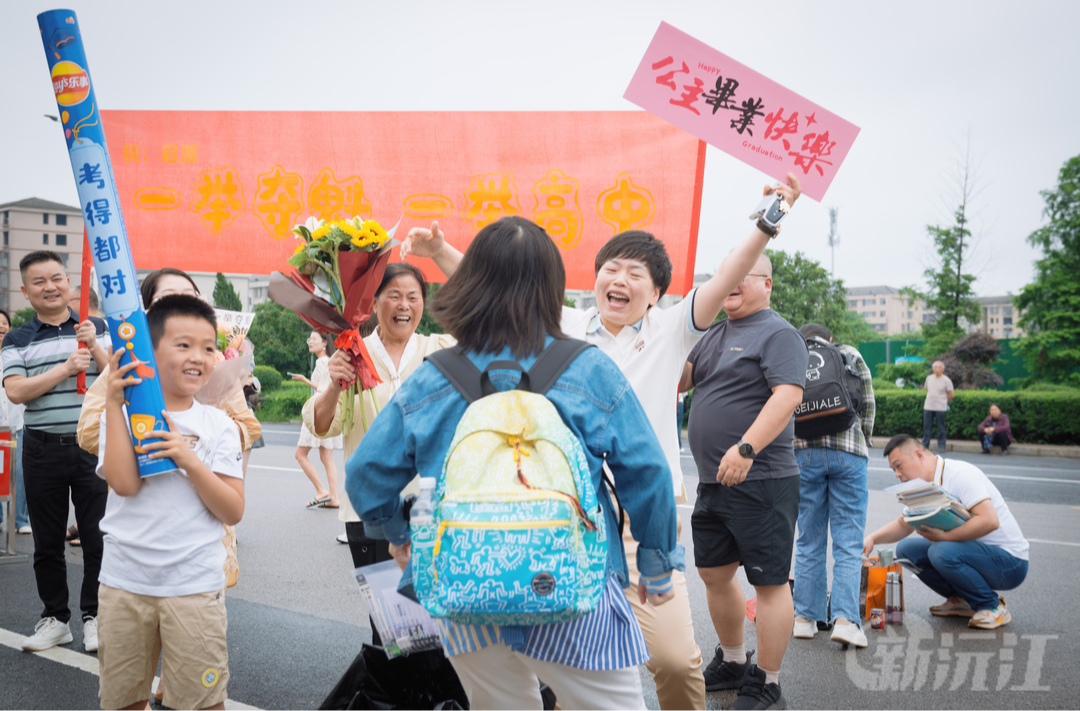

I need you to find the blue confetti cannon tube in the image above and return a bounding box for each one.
[38,9,176,477]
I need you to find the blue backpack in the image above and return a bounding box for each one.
[410,340,608,626]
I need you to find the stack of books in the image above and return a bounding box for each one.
[886,480,972,531]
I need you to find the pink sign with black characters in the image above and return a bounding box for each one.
[625,21,860,201]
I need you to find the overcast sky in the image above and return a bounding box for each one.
[3,0,1078,297]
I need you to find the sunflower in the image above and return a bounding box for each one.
[366,220,389,243]
[351,226,379,249]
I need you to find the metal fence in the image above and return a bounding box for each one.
[857,338,1031,390]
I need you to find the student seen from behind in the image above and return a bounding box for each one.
[97,295,244,710]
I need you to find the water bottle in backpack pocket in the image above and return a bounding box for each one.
[411,340,609,626]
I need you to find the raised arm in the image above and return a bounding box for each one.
[692,173,801,330]
[399,220,464,277]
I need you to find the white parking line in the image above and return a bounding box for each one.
[0,627,260,710]
[982,474,1080,485]
[868,466,1080,485]
[0,628,99,674]
[248,465,303,473]
[1028,538,1080,548]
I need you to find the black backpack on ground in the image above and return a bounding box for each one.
[794,338,865,439]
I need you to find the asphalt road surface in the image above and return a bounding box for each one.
[2,424,1077,709]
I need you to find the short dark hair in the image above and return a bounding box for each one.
[594,230,673,298]
[140,268,200,306]
[799,323,832,342]
[147,294,217,348]
[375,262,428,305]
[882,433,927,458]
[430,216,566,358]
[0,308,10,329]
[72,285,100,311]
[19,250,65,277]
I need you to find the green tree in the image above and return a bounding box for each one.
[415,283,442,336]
[839,309,882,345]
[901,150,982,357]
[942,331,1003,390]
[212,272,243,311]
[765,248,870,344]
[247,301,312,376]
[11,307,36,329]
[1015,154,1080,386]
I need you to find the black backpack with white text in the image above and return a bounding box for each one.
[794,339,865,439]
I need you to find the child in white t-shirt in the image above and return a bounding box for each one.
[97,294,244,710]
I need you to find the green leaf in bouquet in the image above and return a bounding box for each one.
[287,251,308,269]
[292,224,312,241]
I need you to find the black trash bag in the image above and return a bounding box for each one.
[320,643,468,710]
[320,643,558,710]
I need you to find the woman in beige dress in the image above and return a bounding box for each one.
[302,262,453,563]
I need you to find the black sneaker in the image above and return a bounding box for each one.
[703,646,754,691]
[733,664,785,710]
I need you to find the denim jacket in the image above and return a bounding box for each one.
[346,337,685,592]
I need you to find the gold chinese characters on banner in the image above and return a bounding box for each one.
[103,111,704,291]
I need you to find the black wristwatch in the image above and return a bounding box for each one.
[755,217,780,238]
[736,440,757,460]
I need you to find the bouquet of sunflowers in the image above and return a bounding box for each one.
[269,216,398,433]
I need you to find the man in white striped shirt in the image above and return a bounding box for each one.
[3,251,110,653]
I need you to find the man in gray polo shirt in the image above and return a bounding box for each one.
[2,251,110,653]
[681,253,807,710]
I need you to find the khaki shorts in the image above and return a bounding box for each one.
[98,584,229,710]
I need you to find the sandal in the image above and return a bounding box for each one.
[66,525,79,542]
[306,496,332,509]
[314,500,340,509]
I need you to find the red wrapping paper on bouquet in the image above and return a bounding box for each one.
[333,248,392,389]
[269,243,393,432]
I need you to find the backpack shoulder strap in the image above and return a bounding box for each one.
[527,339,594,395]
[426,347,484,404]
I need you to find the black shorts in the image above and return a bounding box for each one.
[690,476,800,586]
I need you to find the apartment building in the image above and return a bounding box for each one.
[845,285,927,335]
[1,197,273,314]
[0,198,86,312]
[973,295,1026,338]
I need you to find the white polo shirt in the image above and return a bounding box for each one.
[562,289,706,502]
[936,456,1029,561]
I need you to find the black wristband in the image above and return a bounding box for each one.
[756,217,779,238]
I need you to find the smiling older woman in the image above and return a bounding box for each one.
[302,261,454,563]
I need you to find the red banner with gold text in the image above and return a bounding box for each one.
[102,111,705,292]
